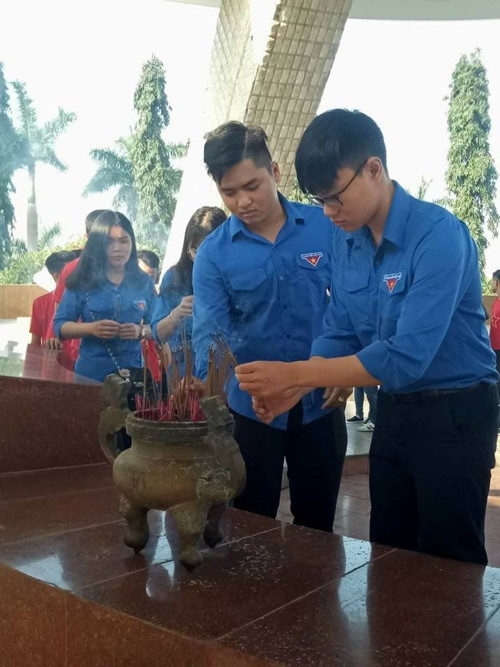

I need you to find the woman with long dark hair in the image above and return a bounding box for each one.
[151,206,226,370]
[53,211,156,382]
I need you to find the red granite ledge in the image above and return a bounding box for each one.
[0,375,105,473]
[0,561,280,667]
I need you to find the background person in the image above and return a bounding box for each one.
[52,209,109,369]
[347,386,378,431]
[489,269,500,400]
[235,109,498,565]
[150,206,227,374]
[192,121,348,533]
[53,211,156,383]
[137,249,161,287]
[137,249,162,380]
[30,250,80,348]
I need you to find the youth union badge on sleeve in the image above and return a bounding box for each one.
[300,252,323,267]
[134,300,147,310]
[383,273,402,293]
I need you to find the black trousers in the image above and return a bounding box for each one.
[232,403,347,532]
[370,384,499,565]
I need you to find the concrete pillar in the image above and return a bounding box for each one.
[162,0,352,270]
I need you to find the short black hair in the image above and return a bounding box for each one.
[295,109,388,196]
[45,250,75,277]
[137,249,160,271]
[85,209,109,235]
[493,270,500,282]
[204,121,273,184]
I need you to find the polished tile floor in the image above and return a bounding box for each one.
[278,395,500,568]
[279,467,500,567]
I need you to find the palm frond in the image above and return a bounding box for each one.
[165,141,188,160]
[38,147,67,171]
[83,147,134,197]
[43,108,76,141]
[38,222,61,249]
[11,80,37,137]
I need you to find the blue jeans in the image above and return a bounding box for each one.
[354,386,378,423]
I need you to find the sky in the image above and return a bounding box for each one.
[3,1,500,274]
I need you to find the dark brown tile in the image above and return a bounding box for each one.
[0,511,171,591]
[220,549,500,666]
[66,593,209,667]
[0,485,121,545]
[452,605,500,666]
[0,506,281,592]
[205,644,284,666]
[0,463,113,502]
[219,507,284,542]
[77,528,391,642]
[342,455,369,476]
[0,563,65,666]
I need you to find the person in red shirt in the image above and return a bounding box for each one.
[137,249,162,381]
[489,269,500,393]
[52,209,109,367]
[30,251,79,346]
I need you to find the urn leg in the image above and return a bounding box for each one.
[119,495,150,553]
[169,501,207,571]
[204,502,227,548]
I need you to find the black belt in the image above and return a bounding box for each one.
[387,382,493,404]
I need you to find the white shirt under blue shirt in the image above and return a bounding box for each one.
[311,182,498,392]
[192,194,335,429]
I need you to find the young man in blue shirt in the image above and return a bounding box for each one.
[192,121,348,532]
[236,109,499,565]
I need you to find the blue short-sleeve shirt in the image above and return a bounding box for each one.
[53,273,156,382]
[150,267,193,374]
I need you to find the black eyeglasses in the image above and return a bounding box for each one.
[307,159,368,208]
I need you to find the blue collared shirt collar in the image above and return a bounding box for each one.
[228,192,305,241]
[345,181,411,250]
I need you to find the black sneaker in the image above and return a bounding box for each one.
[346,415,363,423]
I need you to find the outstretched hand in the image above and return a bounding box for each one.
[235,360,298,399]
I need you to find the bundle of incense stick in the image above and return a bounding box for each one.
[134,327,237,422]
[205,332,237,399]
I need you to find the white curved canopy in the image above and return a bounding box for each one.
[169,0,500,21]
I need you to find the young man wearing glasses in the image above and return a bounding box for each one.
[236,109,499,565]
[192,121,348,533]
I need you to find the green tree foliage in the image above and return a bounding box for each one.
[0,223,84,284]
[445,49,499,278]
[85,56,186,253]
[83,137,139,220]
[0,63,26,269]
[288,177,311,205]
[12,81,76,251]
[129,55,186,250]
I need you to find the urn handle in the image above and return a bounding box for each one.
[97,374,132,463]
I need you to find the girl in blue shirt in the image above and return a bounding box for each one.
[150,206,226,374]
[54,211,156,383]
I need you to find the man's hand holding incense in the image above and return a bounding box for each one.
[235,360,298,398]
[236,360,307,423]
